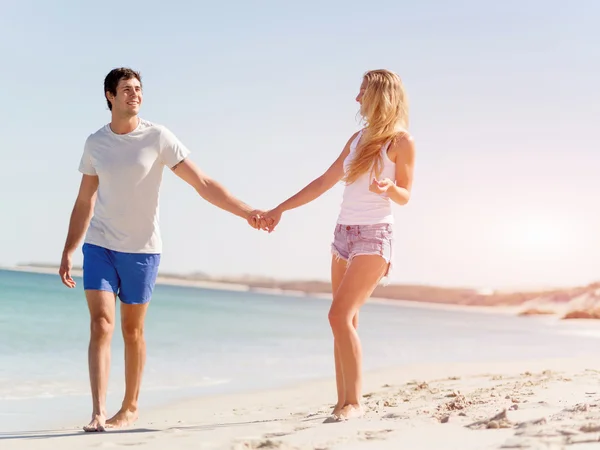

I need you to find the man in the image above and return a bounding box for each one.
[59,67,262,432]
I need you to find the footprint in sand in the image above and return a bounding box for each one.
[94,443,147,448]
[232,439,297,450]
[382,412,409,420]
[162,428,191,439]
[358,429,395,441]
[263,432,291,438]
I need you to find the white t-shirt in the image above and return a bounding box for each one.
[78,118,190,254]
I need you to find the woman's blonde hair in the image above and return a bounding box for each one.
[343,69,409,185]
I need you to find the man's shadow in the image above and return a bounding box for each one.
[0,418,288,441]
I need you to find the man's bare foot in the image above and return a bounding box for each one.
[83,413,106,432]
[106,407,138,429]
[338,404,363,420]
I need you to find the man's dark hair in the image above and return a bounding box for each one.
[104,67,142,111]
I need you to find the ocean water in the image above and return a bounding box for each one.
[2,269,600,432]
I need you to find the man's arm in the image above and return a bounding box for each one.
[59,174,99,287]
[170,158,254,221]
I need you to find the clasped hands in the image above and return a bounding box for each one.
[247,207,282,233]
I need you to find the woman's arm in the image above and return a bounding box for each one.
[369,134,416,205]
[260,132,359,231]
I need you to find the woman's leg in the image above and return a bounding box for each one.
[331,256,360,416]
[328,255,388,419]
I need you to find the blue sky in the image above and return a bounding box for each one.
[1,0,598,289]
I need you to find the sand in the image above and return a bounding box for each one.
[3,358,600,450]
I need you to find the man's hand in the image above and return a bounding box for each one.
[369,178,394,195]
[59,252,76,288]
[247,210,267,230]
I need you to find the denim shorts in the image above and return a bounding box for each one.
[82,243,161,305]
[331,223,394,280]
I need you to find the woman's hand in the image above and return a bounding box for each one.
[369,178,394,194]
[259,207,283,233]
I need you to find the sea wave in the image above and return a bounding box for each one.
[0,377,231,401]
[556,329,600,339]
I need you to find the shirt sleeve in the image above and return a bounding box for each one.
[159,126,191,168]
[78,136,97,175]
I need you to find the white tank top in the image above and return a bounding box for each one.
[337,130,396,225]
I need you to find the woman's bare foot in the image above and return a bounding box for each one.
[327,403,363,422]
[339,404,363,420]
[106,407,138,429]
[83,413,106,432]
[332,403,344,418]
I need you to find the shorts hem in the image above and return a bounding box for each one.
[118,296,152,305]
[83,286,118,295]
[346,252,393,286]
[331,244,348,262]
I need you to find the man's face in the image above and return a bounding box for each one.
[107,77,143,116]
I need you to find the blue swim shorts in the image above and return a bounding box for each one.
[82,243,161,305]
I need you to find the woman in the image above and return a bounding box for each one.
[255,69,415,420]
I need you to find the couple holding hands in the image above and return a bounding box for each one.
[60,67,414,431]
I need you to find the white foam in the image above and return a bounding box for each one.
[0,377,231,401]
[557,329,600,339]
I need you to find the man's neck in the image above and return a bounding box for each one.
[109,115,140,135]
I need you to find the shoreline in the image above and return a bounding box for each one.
[1,265,251,292]
[2,265,522,316]
[9,265,600,322]
[3,357,600,449]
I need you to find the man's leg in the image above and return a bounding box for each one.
[81,243,119,432]
[106,251,159,428]
[83,289,116,432]
[106,302,149,428]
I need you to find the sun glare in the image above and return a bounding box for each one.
[504,216,571,258]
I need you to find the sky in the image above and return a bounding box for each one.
[1,0,598,289]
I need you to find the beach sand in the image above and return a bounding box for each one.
[3,358,600,450]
